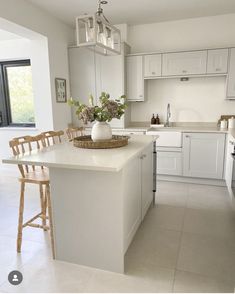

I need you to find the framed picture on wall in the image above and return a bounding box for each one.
[55,78,67,103]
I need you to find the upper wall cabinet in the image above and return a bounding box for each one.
[144,54,162,78]
[227,48,235,99]
[207,49,228,74]
[162,51,207,76]
[126,55,144,101]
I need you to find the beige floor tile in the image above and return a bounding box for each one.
[187,184,231,211]
[177,232,235,282]
[183,208,235,239]
[144,204,185,231]
[85,263,174,293]
[173,270,235,293]
[0,260,94,293]
[126,226,181,269]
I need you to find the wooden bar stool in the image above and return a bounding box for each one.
[9,135,55,259]
[66,127,85,141]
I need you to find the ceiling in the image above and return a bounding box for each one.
[28,0,235,27]
[0,29,22,41]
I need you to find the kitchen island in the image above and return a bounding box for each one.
[3,135,154,273]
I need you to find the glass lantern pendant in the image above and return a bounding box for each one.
[76,0,121,55]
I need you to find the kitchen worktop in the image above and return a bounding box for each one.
[2,135,153,172]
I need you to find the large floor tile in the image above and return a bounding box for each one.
[126,226,181,269]
[156,181,189,207]
[183,208,235,239]
[0,260,94,293]
[187,184,232,211]
[85,263,174,293]
[177,232,235,282]
[144,204,185,231]
[173,270,235,293]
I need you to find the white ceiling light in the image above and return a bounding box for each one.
[75,0,121,56]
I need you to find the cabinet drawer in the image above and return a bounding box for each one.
[162,51,207,76]
[157,151,182,176]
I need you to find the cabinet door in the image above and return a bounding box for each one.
[183,133,225,179]
[144,54,162,77]
[141,144,153,220]
[126,56,144,101]
[227,48,235,99]
[207,49,228,74]
[157,151,182,176]
[162,51,207,76]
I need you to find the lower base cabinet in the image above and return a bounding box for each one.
[157,151,182,176]
[183,133,226,179]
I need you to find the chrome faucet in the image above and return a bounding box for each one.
[165,103,171,127]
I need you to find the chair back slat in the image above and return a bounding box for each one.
[9,135,44,178]
[41,130,64,147]
[66,127,84,141]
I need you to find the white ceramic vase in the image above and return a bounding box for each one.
[91,121,112,142]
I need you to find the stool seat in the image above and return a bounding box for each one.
[18,169,49,184]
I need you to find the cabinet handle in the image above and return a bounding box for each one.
[215,68,221,72]
[139,95,143,97]
[142,154,147,158]
[152,71,156,75]
[185,135,190,138]
[182,70,187,73]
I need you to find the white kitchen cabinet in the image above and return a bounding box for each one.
[141,144,153,220]
[207,49,228,74]
[144,54,162,78]
[126,55,144,101]
[157,151,182,176]
[227,48,235,99]
[162,50,207,76]
[183,133,226,179]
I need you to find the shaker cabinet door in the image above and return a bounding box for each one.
[227,48,235,99]
[207,49,228,74]
[144,54,162,77]
[126,55,144,101]
[183,133,225,179]
[162,51,207,76]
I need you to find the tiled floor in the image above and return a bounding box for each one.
[0,166,235,292]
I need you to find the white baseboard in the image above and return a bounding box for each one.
[157,175,226,187]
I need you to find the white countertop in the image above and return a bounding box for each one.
[2,135,154,172]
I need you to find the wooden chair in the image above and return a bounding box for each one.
[41,130,64,147]
[66,127,84,141]
[9,135,55,259]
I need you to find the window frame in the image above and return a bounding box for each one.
[0,59,35,128]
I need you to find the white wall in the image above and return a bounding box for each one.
[0,0,74,130]
[0,38,30,60]
[128,14,235,122]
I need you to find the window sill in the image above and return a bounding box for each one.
[0,126,38,131]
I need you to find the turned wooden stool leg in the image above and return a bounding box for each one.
[43,186,48,231]
[17,182,25,253]
[39,184,47,230]
[46,184,55,259]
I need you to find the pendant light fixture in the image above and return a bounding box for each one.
[75,0,121,55]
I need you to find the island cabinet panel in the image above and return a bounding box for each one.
[141,144,153,220]
[183,133,226,179]
[207,49,228,74]
[144,54,162,78]
[162,50,207,76]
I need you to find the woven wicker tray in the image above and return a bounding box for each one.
[73,135,130,149]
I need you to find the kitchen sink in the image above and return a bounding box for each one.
[146,128,182,147]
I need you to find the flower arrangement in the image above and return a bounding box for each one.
[68,92,127,124]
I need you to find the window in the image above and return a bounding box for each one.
[0,60,35,127]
